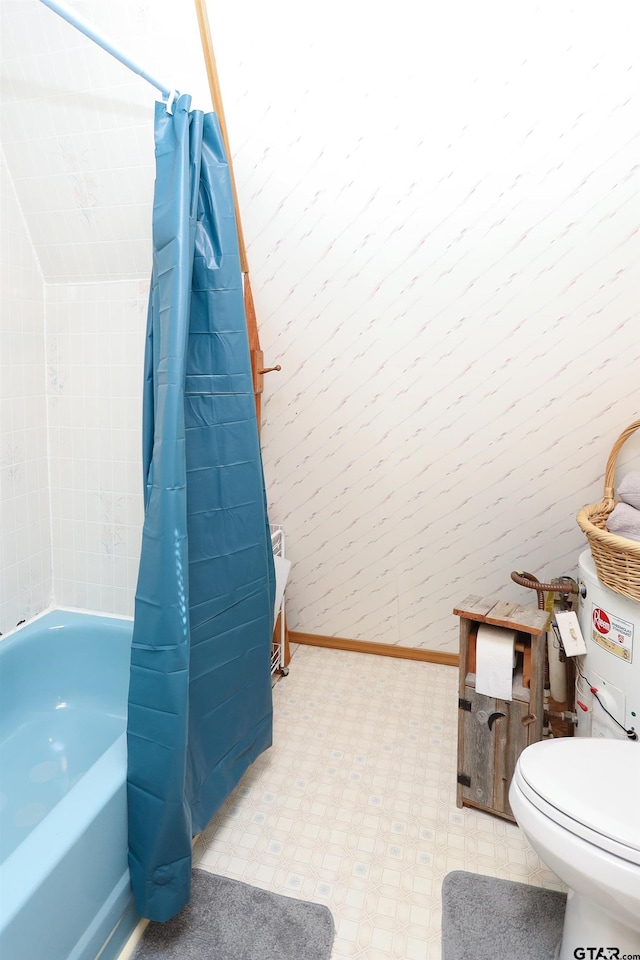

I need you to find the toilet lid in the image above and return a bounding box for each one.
[517,738,640,862]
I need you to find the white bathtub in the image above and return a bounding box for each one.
[0,609,139,960]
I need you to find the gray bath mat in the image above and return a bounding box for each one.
[441,871,566,960]
[132,868,335,960]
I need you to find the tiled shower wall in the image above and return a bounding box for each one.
[0,151,52,633]
[0,151,147,632]
[2,0,640,649]
[46,280,147,614]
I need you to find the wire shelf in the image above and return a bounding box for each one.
[270,524,286,676]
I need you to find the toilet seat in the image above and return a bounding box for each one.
[515,738,640,866]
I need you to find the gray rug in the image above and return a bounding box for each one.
[132,869,335,960]
[442,871,566,960]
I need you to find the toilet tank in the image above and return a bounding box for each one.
[577,550,640,739]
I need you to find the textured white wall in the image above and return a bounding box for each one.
[0,151,52,634]
[211,0,640,650]
[1,0,639,650]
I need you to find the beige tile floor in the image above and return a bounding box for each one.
[193,645,562,960]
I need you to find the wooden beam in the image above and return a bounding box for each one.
[195,0,284,434]
[289,631,458,667]
[194,0,248,273]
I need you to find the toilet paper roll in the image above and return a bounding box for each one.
[475,624,516,702]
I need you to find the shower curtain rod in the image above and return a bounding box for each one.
[38,0,178,111]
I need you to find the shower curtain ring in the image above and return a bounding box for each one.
[164,89,179,115]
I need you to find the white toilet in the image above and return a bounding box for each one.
[509,737,640,959]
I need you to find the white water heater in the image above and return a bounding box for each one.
[576,549,640,739]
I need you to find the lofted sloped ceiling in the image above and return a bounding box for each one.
[0,0,211,283]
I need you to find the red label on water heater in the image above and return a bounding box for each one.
[592,608,611,635]
[590,604,633,662]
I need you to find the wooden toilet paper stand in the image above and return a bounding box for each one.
[454,596,551,822]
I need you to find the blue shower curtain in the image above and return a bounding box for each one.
[126,94,275,922]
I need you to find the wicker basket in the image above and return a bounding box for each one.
[576,418,640,602]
